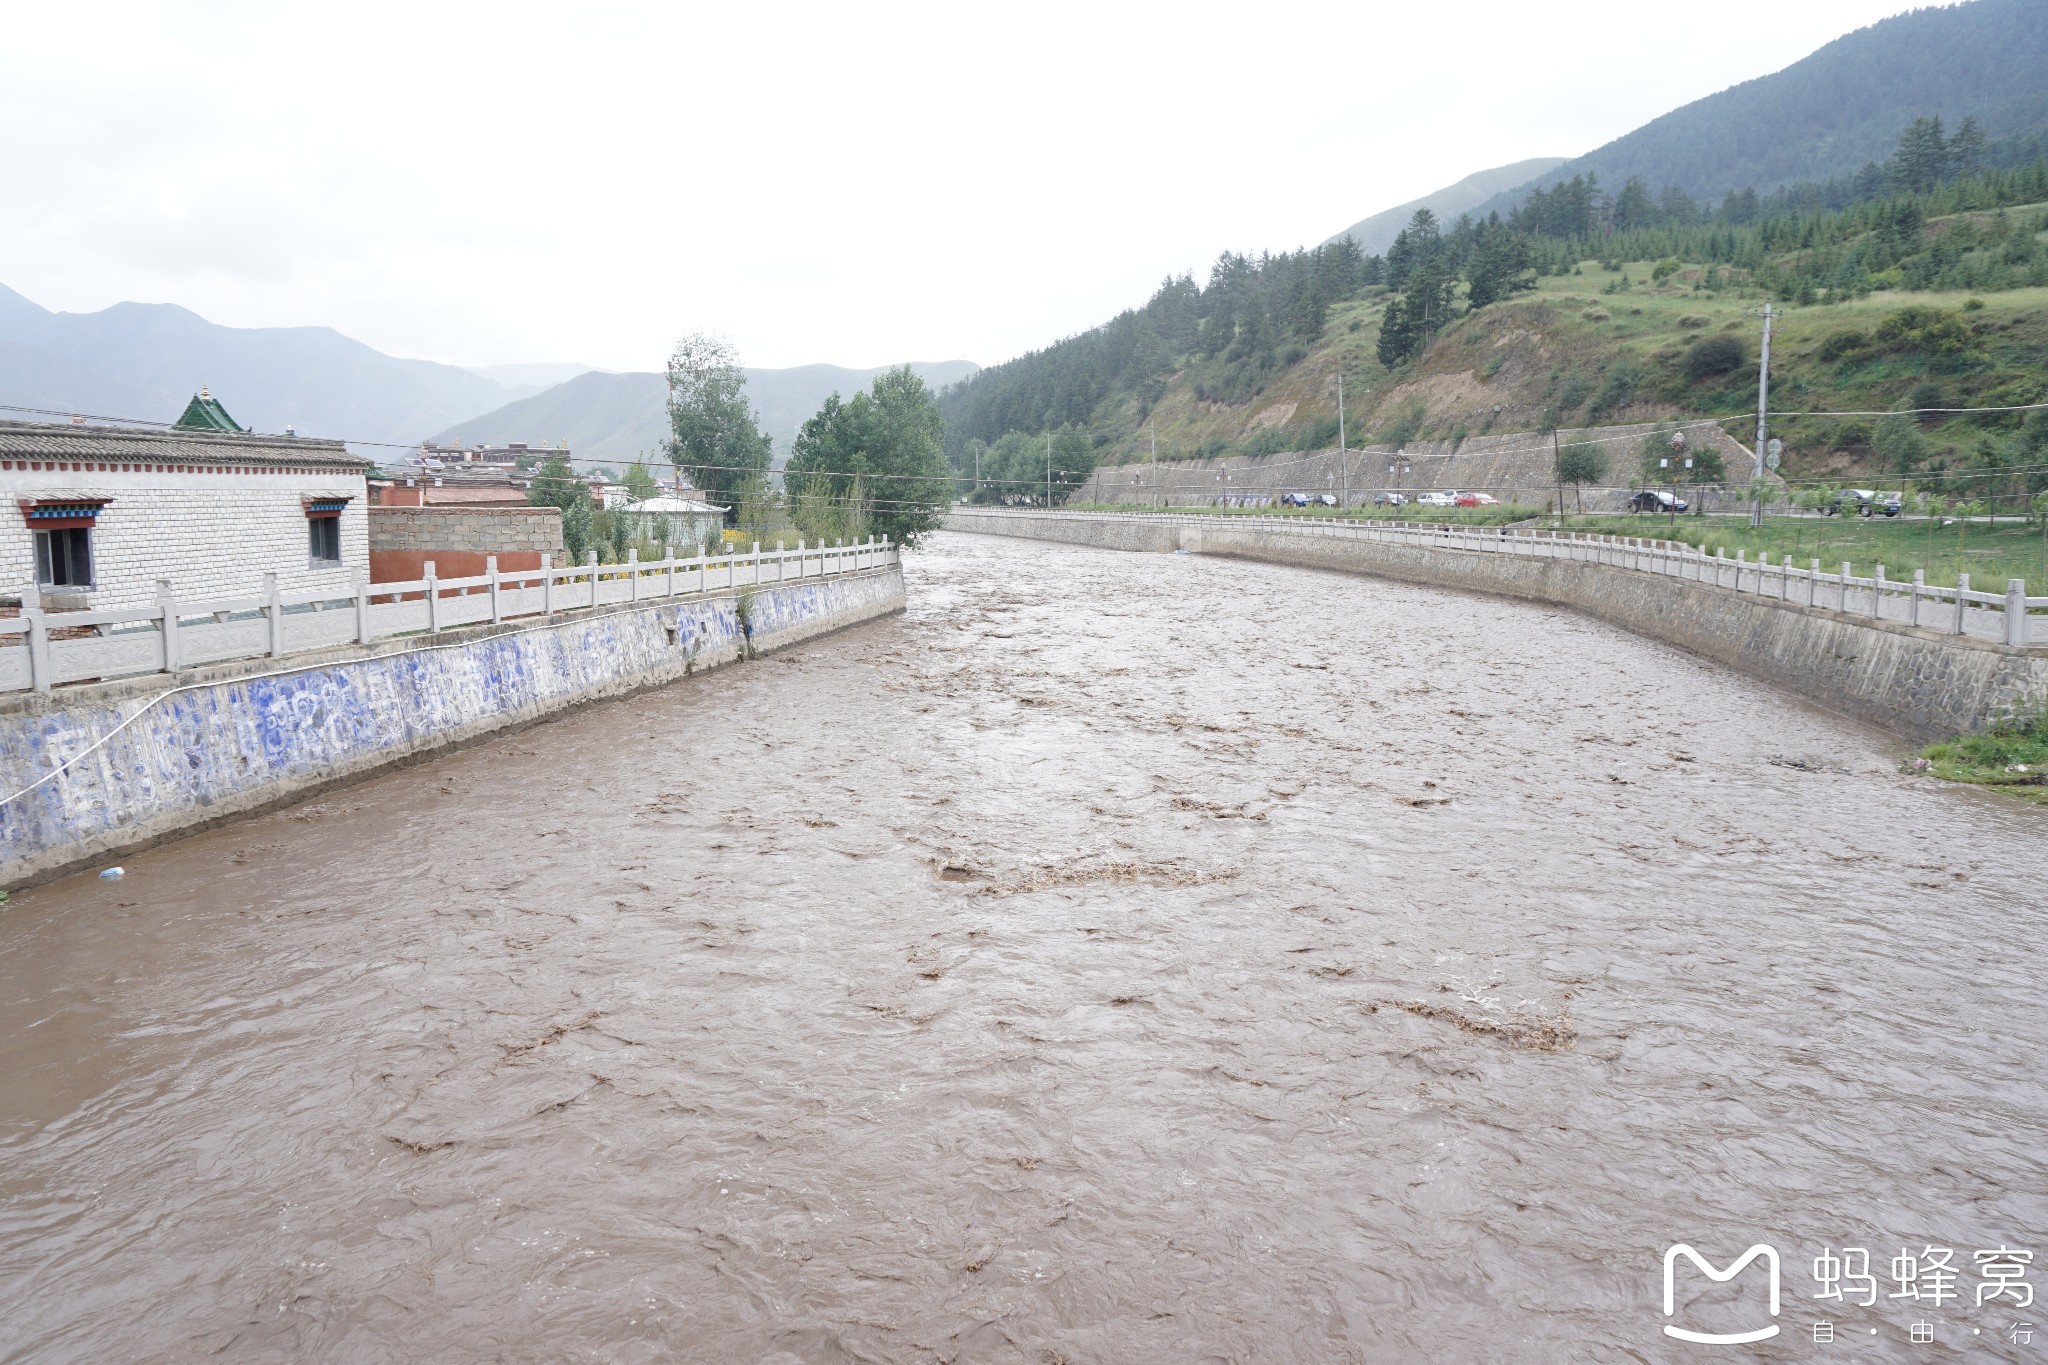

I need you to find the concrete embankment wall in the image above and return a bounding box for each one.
[0,567,905,888]
[946,512,2048,740]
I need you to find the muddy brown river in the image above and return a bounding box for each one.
[2,531,2044,1363]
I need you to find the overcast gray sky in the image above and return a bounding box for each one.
[1,0,1924,373]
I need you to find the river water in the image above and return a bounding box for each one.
[2,531,2044,1363]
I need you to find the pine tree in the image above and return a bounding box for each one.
[1892,116,1951,194]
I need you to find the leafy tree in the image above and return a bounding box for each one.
[623,459,660,504]
[1048,428,1097,504]
[665,332,772,521]
[786,366,951,546]
[527,451,594,561]
[1556,442,1608,513]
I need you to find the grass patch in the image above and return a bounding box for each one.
[1918,707,2048,802]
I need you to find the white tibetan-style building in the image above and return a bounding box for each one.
[0,400,372,611]
[618,494,728,551]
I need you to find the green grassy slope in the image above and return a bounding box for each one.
[1076,201,2048,508]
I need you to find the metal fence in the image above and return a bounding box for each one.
[953,509,2048,650]
[1,538,898,695]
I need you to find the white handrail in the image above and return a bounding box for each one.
[948,507,2043,653]
[4,538,897,695]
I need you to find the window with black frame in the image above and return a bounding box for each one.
[34,526,93,587]
[308,515,341,563]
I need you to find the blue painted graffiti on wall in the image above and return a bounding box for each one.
[0,569,902,874]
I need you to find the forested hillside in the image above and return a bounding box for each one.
[942,119,2048,510]
[1466,0,2048,218]
[942,0,2048,506]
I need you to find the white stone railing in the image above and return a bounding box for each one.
[952,508,2048,650]
[0,537,898,694]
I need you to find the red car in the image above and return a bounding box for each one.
[1453,492,1500,508]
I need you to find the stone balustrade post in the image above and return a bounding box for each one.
[2005,578,2027,647]
[264,572,285,656]
[424,560,440,634]
[157,578,181,672]
[354,571,373,644]
[21,582,50,694]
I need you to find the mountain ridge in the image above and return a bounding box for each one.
[1324,159,1568,254]
[1465,0,2048,221]
[429,360,981,465]
[0,284,514,444]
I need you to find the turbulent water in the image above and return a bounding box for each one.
[2,531,2044,1363]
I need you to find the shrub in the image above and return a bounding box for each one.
[1651,259,1681,282]
[1682,334,1746,381]
[1873,306,1971,356]
[1676,313,1711,330]
[1829,419,1873,450]
[1964,297,1986,311]
[1587,362,1641,421]
[1581,308,1610,321]
[1817,330,1867,361]
[1908,380,1950,421]
[1872,414,1929,472]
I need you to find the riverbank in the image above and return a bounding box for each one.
[0,565,905,889]
[945,508,2048,741]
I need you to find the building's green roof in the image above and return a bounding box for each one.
[173,388,244,432]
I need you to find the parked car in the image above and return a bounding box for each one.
[1823,488,1903,517]
[1626,489,1689,513]
[1374,493,1408,507]
[1312,493,1338,507]
[1454,492,1500,508]
[1415,492,1458,507]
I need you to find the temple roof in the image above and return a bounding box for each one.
[173,387,245,433]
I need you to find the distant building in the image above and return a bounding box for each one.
[371,474,529,507]
[1,400,370,610]
[618,494,727,550]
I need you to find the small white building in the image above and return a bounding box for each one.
[618,494,728,550]
[0,417,372,611]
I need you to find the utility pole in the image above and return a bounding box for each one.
[1753,300,1774,529]
[1337,370,1348,510]
[1553,429,1563,520]
[1146,423,1163,509]
[1046,432,1053,509]
[974,444,981,502]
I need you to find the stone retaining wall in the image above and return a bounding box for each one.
[946,511,2048,740]
[0,566,905,888]
[1067,422,1768,512]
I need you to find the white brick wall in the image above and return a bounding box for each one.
[2,467,370,609]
